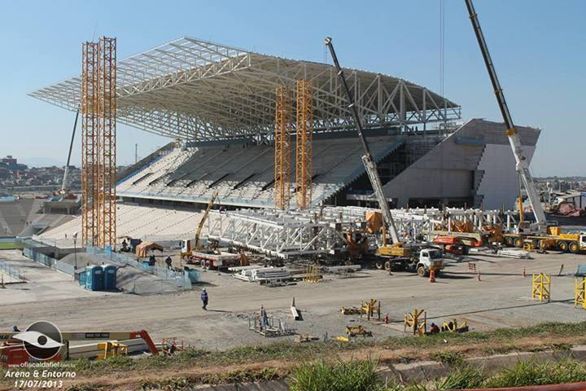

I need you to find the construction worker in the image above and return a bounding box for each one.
[200,288,209,310]
[429,323,440,334]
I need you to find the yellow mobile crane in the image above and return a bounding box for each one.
[464,0,586,253]
[324,37,405,258]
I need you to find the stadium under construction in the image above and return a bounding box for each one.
[30,36,539,254]
[8,4,586,385]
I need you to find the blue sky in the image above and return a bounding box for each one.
[0,0,584,176]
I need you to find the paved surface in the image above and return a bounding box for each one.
[0,270,21,284]
[0,249,585,350]
[0,250,112,308]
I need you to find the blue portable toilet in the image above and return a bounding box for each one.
[102,265,117,291]
[85,265,105,291]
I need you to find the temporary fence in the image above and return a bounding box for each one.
[87,246,196,290]
[0,259,25,281]
[22,247,75,275]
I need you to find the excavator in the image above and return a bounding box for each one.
[465,0,586,253]
[324,38,445,277]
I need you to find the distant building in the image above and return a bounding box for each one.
[1,155,27,171]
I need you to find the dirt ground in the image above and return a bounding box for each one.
[1,249,585,350]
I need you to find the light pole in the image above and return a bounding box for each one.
[72,232,78,276]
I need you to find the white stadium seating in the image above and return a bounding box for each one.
[117,135,405,208]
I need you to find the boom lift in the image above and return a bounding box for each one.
[324,37,406,258]
[181,191,219,258]
[194,190,219,250]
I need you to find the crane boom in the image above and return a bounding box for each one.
[194,191,218,250]
[464,0,547,232]
[324,37,400,244]
[61,108,80,194]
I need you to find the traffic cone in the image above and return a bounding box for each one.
[429,270,436,283]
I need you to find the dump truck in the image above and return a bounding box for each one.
[376,247,445,277]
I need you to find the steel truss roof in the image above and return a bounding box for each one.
[31,37,461,142]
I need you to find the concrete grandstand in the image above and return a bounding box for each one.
[0,198,75,237]
[36,204,203,248]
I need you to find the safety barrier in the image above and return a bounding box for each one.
[304,265,321,283]
[575,277,586,309]
[404,308,426,336]
[0,259,25,281]
[87,246,194,290]
[23,247,75,276]
[531,273,551,302]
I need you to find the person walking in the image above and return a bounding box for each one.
[165,256,173,269]
[200,288,209,310]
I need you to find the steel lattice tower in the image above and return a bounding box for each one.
[81,37,117,248]
[97,37,117,248]
[274,86,291,210]
[81,42,100,246]
[295,80,313,209]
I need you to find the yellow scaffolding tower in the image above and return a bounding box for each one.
[81,37,117,248]
[81,41,100,247]
[575,277,586,309]
[274,86,291,210]
[295,80,313,209]
[531,273,551,302]
[97,37,117,248]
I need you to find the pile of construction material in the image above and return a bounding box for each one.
[231,266,291,283]
[248,308,295,337]
[469,247,531,259]
[206,206,509,261]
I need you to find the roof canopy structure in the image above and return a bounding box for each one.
[31,37,461,142]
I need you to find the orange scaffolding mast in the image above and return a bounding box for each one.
[81,37,117,248]
[295,80,313,209]
[274,86,292,210]
[81,42,100,246]
[97,37,117,248]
